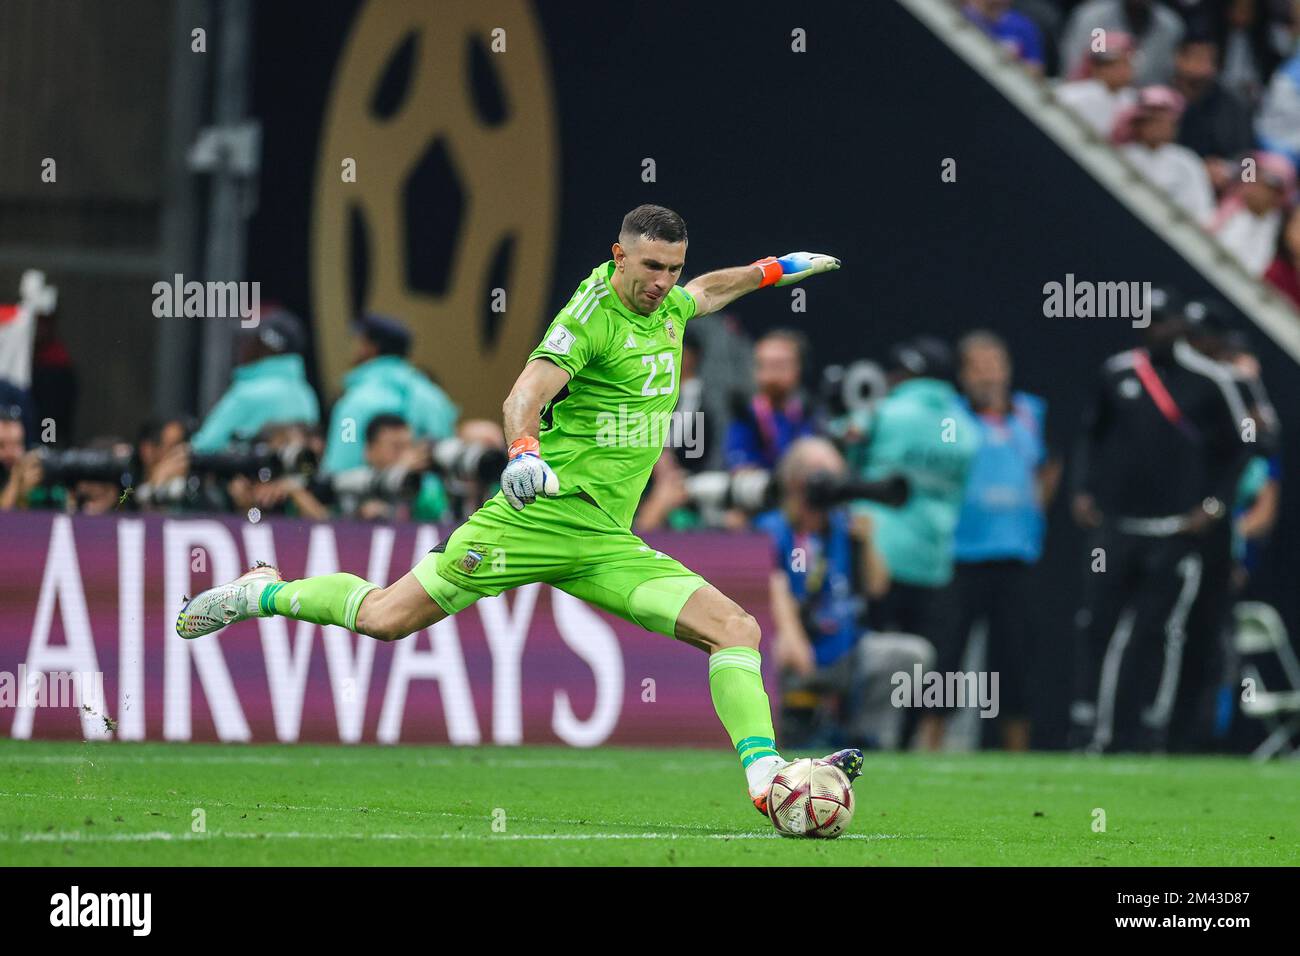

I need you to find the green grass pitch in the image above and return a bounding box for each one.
[0,739,1296,866]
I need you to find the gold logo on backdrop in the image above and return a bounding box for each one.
[312,0,558,419]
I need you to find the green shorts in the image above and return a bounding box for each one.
[413,490,710,638]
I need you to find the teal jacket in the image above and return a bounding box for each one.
[322,355,459,473]
[856,378,980,588]
[191,354,321,452]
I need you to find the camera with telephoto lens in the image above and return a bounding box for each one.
[311,465,422,504]
[311,438,508,506]
[188,441,317,482]
[132,440,317,508]
[804,471,909,510]
[682,468,908,514]
[682,469,776,513]
[428,437,507,485]
[36,446,136,488]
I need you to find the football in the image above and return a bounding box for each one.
[766,758,856,838]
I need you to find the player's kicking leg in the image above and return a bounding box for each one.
[671,584,788,811]
[176,488,556,643]
[671,584,863,819]
[175,563,447,641]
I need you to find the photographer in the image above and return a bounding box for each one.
[857,337,980,658]
[61,437,134,514]
[5,422,140,513]
[342,414,445,523]
[223,423,330,521]
[314,416,506,523]
[2,408,132,514]
[0,405,42,511]
[755,437,933,751]
[127,417,318,516]
[819,358,890,478]
[131,417,193,512]
[444,419,506,522]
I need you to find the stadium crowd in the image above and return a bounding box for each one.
[965,0,1300,300]
[0,267,1280,756]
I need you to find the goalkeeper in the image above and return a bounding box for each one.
[177,205,854,819]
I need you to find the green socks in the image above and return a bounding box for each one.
[259,574,379,632]
[708,647,781,775]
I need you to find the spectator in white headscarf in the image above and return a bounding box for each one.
[1056,31,1138,136]
[1112,85,1217,226]
[1212,151,1297,275]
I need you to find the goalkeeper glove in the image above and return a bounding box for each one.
[752,252,841,288]
[502,436,560,511]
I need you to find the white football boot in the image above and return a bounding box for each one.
[175,561,282,639]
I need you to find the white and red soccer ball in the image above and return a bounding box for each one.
[766,758,855,838]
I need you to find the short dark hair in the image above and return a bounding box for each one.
[354,314,412,358]
[365,413,409,445]
[620,204,688,244]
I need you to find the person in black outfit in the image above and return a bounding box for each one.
[1168,309,1280,753]
[1171,35,1255,193]
[1070,295,1257,752]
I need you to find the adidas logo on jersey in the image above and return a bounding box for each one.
[624,333,636,349]
[566,282,610,325]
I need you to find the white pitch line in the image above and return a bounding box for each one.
[873,758,1298,778]
[0,790,753,832]
[3,750,1290,776]
[1,830,901,844]
[0,754,295,766]
[0,753,620,770]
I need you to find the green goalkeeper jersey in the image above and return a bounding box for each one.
[526,259,698,529]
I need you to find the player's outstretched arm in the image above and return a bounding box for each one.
[684,252,840,317]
